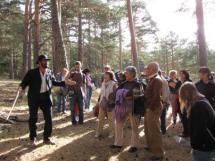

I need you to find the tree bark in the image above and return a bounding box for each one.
[28,0,32,70]
[195,0,208,66]
[22,0,31,75]
[119,20,122,71]
[33,0,41,66]
[127,0,139,71]
[51,0,68,73]
[78,0,83,62]
[9,50,15,79]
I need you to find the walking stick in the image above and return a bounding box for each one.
[6,88,20,120]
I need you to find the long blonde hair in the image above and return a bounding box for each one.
[179,82,204,116]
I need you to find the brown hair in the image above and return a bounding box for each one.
[104,71,115,81]
[180,70,190,81]
[199,67,211,74]
[179,82,204,116]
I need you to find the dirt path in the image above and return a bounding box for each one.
[0,80,192,161]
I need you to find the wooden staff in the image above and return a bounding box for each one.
[6,89,20,120]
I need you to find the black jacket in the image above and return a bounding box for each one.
[118,80,145,115]
[195,80,215,110]
[20,68,65,107]
[190,98,215,151]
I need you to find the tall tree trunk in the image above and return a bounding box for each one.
[78,0,83,62]
[28,0,32,70]
[165,47,169,74]
[88,14,91,68]
[51,0,68,73]
[22,0,31,75]
[127,0,139,71]
[196,0,208,66]
[33,0,41,66]
[119,20,122,71]
[170,45,174,69]
[9,51,15,79]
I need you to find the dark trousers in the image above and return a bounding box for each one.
[181,109,190,136]
[69,95,84,124]
[160,104,169,134]
[29,92,52,140]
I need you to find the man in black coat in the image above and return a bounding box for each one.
[196,67,215,110]
[19,55,75,146]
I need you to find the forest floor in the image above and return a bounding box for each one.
[0,79,192,161]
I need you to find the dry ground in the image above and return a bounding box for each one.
[0,79,192,161]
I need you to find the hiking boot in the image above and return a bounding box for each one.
[128,147,138,153]
[110,145,122,149]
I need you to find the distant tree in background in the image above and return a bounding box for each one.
[195,0,208,66]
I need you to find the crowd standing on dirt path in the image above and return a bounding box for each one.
[19,54,215,161]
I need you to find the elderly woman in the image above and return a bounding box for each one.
[179,82,215,161]
[110,66,144,153]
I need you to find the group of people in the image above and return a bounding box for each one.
[19,54,215,161]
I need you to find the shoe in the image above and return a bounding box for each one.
[72,122,77,126]
[173,119,176,125]
[128,147,138,153]
[144,146,151,152]
[162,131,166,135]
[110,145,122,149]
[108,134,114,138]
[79,122,84,125]
[43,138,55,145]
[149,156,163,161]
[62,111,67,114]
[29,138,37,147]
[94,134,101,138]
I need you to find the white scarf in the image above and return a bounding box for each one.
[100,80,116,103]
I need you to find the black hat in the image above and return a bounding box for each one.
[36,54,50,64]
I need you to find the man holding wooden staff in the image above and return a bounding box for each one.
[19,54,75,146]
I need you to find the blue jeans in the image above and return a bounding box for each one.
[70,95,84,124]
[57,94,66,112]
[85,86,92,109]
[192,149,215,161]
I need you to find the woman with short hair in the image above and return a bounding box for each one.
[110,66,144,153]
[179,82,215,161]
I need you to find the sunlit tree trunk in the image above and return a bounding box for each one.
[127,0,139,71]
[195,0,208,66]
[33,0,41,66]
[51,0,68,73]
[22,0,31,75]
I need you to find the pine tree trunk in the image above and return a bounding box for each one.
[28,0,32,70]
[33,0,41,66]
[78,0,83,62]
[51,0,68,73]
[119,21,122,71]
[22,0,30,75]
[127,0,139,71]
[9,51,15,79]
[196,0,208,66]
[88,14,91,68]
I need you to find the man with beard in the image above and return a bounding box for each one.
[19,54,76,146]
